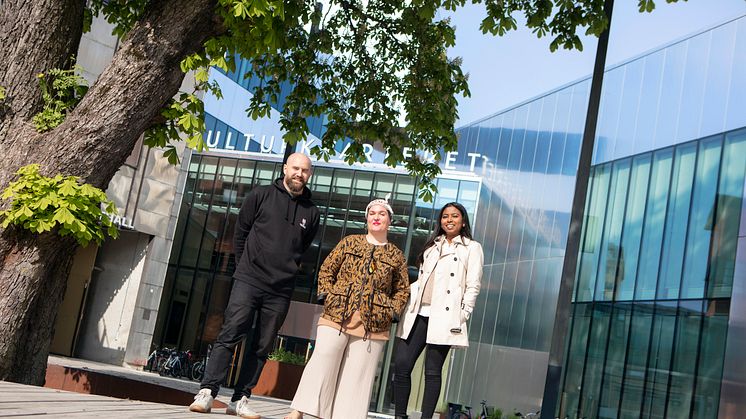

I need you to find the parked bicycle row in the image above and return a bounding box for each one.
[144,345,211,381]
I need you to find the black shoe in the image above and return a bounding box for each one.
[395,415,408,419]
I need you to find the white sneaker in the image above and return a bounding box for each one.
[226,400,237,416]
[235,396,261,419]
[189,388,214,413]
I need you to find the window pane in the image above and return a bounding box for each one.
[579,303,612,417]
[615,155,652,301]
[322,170,352,263]
[635,149,674,299]
[495,262,518,346]
[347,171,375,235]
[665,300,703,418]
[681,137,722,298]
[708,130,746,297]
[633,52,665,155]
[598,303,632,418]
[615,60,644,159]
[507,261,532,347]
[577,165,612,301]
[701,25,736,136]
[522,259,548,350]
[479,264,501,348]
[595,159,631,301]
[387,175,416,254]
[619,302,655,418]
[641,301,677,419]
[676,34,710,142]
[692,300,729,419]
[595,68,624,163]
[657,142,697,299]
[654,43,687,150]
[252,160,277,187]
[561,303,593,417]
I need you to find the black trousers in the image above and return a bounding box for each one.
[201,280,290,400]
[393,315,451,419]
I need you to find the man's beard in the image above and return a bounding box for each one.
[285,175,305,194]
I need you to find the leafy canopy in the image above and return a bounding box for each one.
[87,0,681,200]
[0,165,119,247]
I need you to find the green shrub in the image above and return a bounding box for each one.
[32,66,88,133]
[268,347,306,366]
[0,164,118,246]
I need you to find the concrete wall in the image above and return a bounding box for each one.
[76,231,150,364]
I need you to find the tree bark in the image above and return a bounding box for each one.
[0,231,77,385]
[0,0,221,384]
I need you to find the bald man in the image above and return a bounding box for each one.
[191,153,320,418]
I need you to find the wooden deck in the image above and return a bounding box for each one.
[0,380,293,418]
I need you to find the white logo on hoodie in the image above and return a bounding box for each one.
[300,218,307,229]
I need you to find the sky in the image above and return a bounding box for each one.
[445,0,746,127]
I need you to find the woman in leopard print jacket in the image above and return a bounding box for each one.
[287,197,409,419]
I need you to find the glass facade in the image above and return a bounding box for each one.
[559,130,746,419]
[445,80,591,412]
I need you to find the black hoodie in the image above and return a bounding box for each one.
[233,178,320,296]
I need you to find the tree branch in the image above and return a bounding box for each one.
[24,0,219,189]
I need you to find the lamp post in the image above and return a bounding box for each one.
[540,0,615,418]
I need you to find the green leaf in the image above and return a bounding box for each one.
[58,179,78,196]
[52,207,76,225]
[163,146,180,165]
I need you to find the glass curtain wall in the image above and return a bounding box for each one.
[446,77,590,413]
[558,129,746,419]
[152,155,480,397]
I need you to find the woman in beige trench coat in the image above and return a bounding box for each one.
[392,202,483,419]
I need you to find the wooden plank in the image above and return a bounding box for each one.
[0,381,299,418]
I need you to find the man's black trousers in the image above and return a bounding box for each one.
[200,280,290,400]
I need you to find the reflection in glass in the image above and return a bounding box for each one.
[709,131,746,297]
[657,142,697,299]
[615,155,651,301]
[665,300,703,419]
[618,302,654,418]
[594,159,631,302]
[692,300,729,419]
[635,149,673,300]
[579,303,612,418]
[598,303,631,418]
[681,137,722,299]
[576,166,611,302]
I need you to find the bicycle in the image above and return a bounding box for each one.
[160,349,193,378]
[191,344,212,381]
[144,347,170,373]
[449,400,490,419]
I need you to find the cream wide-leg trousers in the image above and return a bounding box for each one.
[290,325,386,419]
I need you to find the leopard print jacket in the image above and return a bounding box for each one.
[318,235,410,333]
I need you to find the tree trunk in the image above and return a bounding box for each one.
[0,231,77,385]
[0,0,221,384]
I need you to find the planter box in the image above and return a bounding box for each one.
[252,359,305,400]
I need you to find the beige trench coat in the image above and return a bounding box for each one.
[396,235,483,347]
